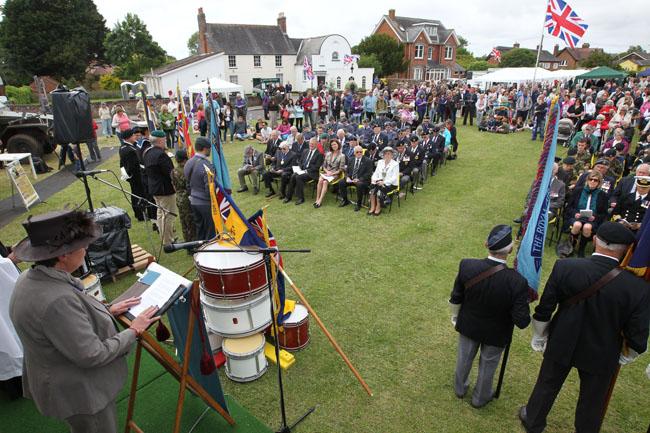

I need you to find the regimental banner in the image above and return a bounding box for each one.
[7,160,39,210]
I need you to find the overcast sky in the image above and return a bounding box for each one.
[91,1,650,59]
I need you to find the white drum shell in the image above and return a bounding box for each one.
[222,336,268,382]
[83,274,106,302]
[200,289,272,338]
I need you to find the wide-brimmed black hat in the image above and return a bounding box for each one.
[13,210,102,262]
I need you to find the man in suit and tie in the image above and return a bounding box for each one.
[450,225,531,409]
[264,130,282,165]
[283,137,324,205]
[370,123,388,150]
[428,126,446,176]
[406,135,425,190]
[263,142,296,198]
[237,145,265,194]
[520,222,650,433]
[339,145,373,211]
[290,133,308,156]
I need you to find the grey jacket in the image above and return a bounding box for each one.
[10,266,136,419]
[184,153,214,206]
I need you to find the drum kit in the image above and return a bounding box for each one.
[194,239,311,383]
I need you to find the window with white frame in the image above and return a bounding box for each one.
[228,55,236,68]
[254,55,261,67]
[426,69,435,81]
[444,46,453,60]
[276,73,283,83]
[427,47,433,60]
[229,75,238,84]
[415,44,424,59]
[336,76,341,89]
[362,76,366,89]
[414,67,423,80]
[559,59,567,67]
[275,55,282,67]
[332,51,339,61]
[427,26,437,36]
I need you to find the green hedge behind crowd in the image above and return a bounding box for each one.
[5,85,35,104]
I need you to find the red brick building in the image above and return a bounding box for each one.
[554,43,601,69]
[371,9,464,81]
[486,43,562,70]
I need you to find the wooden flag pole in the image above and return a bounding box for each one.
[276,265,373,396]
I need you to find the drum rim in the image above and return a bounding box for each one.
[225,363,268,382]
[195,260,267,273]
[205,319,271,339]
[222,334,266,357]
[199,283,268,299]
[200,288,270,309]
[283,304,309,325]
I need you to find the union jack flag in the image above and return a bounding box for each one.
[303,56,314,81]
[343,54,360,65]
[491,48,502,62]
[544,0,588,49]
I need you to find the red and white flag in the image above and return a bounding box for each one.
[491,48,502,62]
[544,0,589,49]
[303,56,314,81]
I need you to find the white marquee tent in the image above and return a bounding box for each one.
[187,77,244,108]
[471,67,558,85]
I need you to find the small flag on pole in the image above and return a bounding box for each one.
[303,56,314,81]
[544,0,589,49]
[343,54,360,65]
[491,48,502,62]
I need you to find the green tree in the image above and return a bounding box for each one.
[467,60,490,71]
[352,34,407,77]
[0,0,107,84]
[500,48,537,67]
[579,51,615,68]
[618,45,647,58]
[104,13,168,81]
[357,53,381,74]
[187,31,199,56]
[99,73,121,90]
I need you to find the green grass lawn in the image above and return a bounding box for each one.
[1,126,648,433]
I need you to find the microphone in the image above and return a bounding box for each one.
[163,240,207,253]
[75,169,110,177]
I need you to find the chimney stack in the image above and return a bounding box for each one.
[513,42,520,49]
[582,42,590,48]
[277,12,287,34]
[388,9,396,20]
[553,44,559,56]
[197,7,209,54]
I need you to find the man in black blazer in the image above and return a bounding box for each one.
[428,126,446,176]
[264,130,282,165]
[338,145,373,211]
[609,163,650,208]
[263,142,295,198]
[520,222,650,433]
[283,137,323,205]
[369,123,389,150]
[449,225,531,409]
[406,135,425,189]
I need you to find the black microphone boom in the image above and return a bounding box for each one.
[163,240,207,253]
[75,169,109,178]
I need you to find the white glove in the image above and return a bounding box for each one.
[120,167,131,181]
[619,348,639,366]
[449,302,461,327]
[646,363,650,380]
[531,319,550,353]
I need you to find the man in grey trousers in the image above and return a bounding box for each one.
[449,225,531,408]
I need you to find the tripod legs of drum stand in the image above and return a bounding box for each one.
[262,252,315,433]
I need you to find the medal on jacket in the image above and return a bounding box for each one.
[601,181,610,193]
[642,200,649,209]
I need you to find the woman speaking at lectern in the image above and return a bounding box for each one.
[9,209,159,433]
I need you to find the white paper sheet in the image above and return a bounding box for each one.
[128,262,191,317]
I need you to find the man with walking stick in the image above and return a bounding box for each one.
[519,222,650,433]
[449,225,531,408]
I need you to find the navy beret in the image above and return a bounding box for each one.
[487,225,512,250]
[596,222,635,245]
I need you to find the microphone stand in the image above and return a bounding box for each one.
[187,246,315,432]
[73,141,95,212]
[83,172,178,259]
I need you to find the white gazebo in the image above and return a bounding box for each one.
[187,77,244,106]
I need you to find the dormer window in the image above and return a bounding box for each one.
[427,26,437,36]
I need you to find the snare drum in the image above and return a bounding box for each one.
[278,304,310,351]
[222,333,268,382]
[81,273,106,302]
[194,241,269,298]
[207,331,223,354]
[200,287,272,337]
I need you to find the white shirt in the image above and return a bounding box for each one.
[487,256,507,264]
[591,252,619,263]
[371,159,399,186]
[0,257,22,380]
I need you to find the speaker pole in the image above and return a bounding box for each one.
[74,142,94,212]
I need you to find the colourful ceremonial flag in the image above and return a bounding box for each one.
[248,209,292,325]
[176,82,194,156]
[516,96,560,294]
[206,90,231,192]
[491,48,502,62]
[303,56,314,81]
[544,0,588,49]
[343,54,360,65]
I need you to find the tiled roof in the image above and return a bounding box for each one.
[295,35,329,65]
[205,23,297,55]
[384,15,455,45]
[149,52,220,76]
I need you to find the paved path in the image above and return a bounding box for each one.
[0,146,119,229]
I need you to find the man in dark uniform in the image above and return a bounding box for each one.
[612,176,650,233]
[520,222,650,433]
[263,142,296,198]
[450,225,531,409]
[338,145,372,211]
[284,137,323,205]
[428,126,446,176]
[370,123,388,150]
[119,128,149,221]
[406,135,425,190]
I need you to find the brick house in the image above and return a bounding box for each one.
[371,9,464,81]
[553,43,601,69]
[486,43,561,70]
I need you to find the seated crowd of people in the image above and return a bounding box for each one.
[236,115,460,216]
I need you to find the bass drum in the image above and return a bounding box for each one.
[194,241,268,298]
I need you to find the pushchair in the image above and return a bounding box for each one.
[556,118,574,147]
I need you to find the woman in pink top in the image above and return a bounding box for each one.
[111,106,131,143]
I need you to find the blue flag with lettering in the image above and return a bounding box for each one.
[516,99,560,292]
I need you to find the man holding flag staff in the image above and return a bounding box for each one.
[449,224,530,409]
[519,222,650,433]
